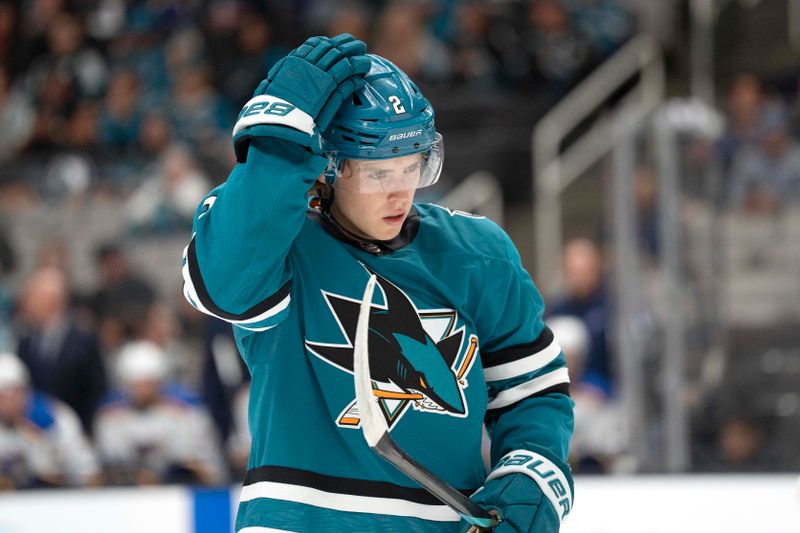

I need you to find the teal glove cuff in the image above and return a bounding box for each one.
[488,448,574,522]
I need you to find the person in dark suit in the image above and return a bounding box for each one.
[16,266,107,433]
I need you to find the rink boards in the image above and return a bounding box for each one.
[0,475,797,532]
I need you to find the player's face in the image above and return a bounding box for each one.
[330,154,420,241]
[0,386,27,423]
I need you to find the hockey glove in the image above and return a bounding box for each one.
[232,33,371,161]
[459,449,573,533]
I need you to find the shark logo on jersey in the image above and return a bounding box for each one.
[305,269,479,430]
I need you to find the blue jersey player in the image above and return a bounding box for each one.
[181,34,574,532]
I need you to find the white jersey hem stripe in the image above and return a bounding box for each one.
[486,367,570,409]
[239,481,460,522]
[483,338,562,382]
[238,526,297,533]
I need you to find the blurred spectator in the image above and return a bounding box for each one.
[99,68,143,157]
[89,242,156,352]
[199,315,249,454]
[63,101,100,153]
[717,73,766,175]
[0,65,35,163]
[717,416,768,471]
[564,0,633,60]
[217,10,285,107]
[105,4,169,99]
[522,0,593,97]
[550,315,625,473]
[0,210,14,275]
[449,1,502,89]
[372,0,451,83]
[226,381,250,480]
[24,10,107,102]
[165,27,206,75]
[729,103,800,212]
[94,341,227,486]
[548,238,613,394]
[0,1,26,77]
[790,75,800,138]
[696,411,782,472]
[16,266,107,432]
[137,300,201,389]
[137,110,173,162]
[25,69,76,151]
[0,210,15,351]
[634,166,659,261]
[84,0,127,43]
[325,1,371,44]
[20,0,65,47]
[168,64,233,165]
[34,236,71,271]
[0,352,101,489]
[124,143,210,235]
[31,101,102,200]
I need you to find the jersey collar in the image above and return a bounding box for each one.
[308,205,420,256]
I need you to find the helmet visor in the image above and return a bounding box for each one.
[331,133,443,194]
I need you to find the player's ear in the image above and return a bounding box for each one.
[308,179,333,203]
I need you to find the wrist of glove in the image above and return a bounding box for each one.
[459,448,574,533]
[232,33,371,161]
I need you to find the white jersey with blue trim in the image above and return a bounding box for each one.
[181,137,574,532]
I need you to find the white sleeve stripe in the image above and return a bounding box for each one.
[237,323,278,332]
[232,94,315,137]
[228,295,290,325]
[486,450,573,521]
[181,245,289,326]
[483,338,562,382]
[486,367,570,410]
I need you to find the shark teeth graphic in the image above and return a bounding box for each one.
[412,393,446,412]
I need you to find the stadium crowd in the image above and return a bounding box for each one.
[1,0,797,491]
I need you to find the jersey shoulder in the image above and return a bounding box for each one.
[415,203,515,262]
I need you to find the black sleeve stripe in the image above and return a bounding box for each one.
[485,383,571,419]
[187,237,291,321]
[482,326,555,368]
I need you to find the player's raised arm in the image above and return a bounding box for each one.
[181,34,370,332]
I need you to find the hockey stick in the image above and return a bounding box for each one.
[353,275,499,531]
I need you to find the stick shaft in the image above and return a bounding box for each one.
[353,275,497,530]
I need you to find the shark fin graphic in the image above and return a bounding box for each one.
[435,329,464,369]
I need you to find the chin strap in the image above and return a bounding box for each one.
[317,202,385,254]
[309,196,420,255]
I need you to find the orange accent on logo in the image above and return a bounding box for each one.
[339,416,360,426]
[372,389,423,400]
[456,336,478,380]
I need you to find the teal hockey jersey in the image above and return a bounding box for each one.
[181,138,574,532]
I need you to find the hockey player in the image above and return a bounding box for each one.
[0,352,101,488]
[94,341,227,486]
[182,34,574,532]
